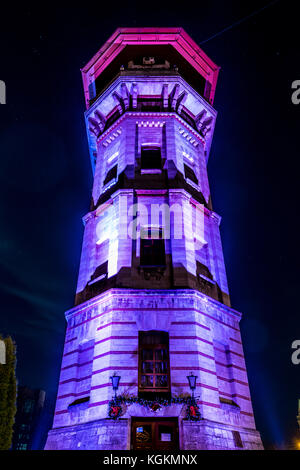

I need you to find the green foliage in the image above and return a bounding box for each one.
[0,335,17,450]
[108,395,201,421]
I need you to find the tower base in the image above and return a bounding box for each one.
[45,418,263,450]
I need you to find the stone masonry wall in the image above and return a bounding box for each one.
[46,288,262,449]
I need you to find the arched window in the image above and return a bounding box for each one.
[138,331,170,398]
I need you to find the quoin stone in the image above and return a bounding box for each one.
[45,28,263,450]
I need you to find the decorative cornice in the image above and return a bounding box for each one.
[102,127,122,147]
[65,288,241,323]
[96,111,206,146]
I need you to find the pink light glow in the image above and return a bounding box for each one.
[81,28,220,108]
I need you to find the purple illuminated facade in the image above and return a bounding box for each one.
[45,28,263,450]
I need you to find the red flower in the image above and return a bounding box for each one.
[111,405,121,416]
[151,403,161,412]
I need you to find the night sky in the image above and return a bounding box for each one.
[0,1,299,449]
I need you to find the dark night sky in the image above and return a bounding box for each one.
[0,0,299,449]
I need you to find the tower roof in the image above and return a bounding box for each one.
[81,27,220,108]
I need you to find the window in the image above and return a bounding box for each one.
[232,431,243,448]
[184,163,198,185]
[140,228,165,267]
[214,341,235,403]
[68,396,90,408]
[137,97,162,112]
[180,109,196,128]
[139,331,170,397]
[220,397,239,407]
[23,399,34,413]
[141,146,161,170]
[103,164,117,185]
[105,110,121,129]
[89,260,108,285]
[17,444,28,450]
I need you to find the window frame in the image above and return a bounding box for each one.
[140,227,166,268]
[138,332,170,395]
[184,163,198,185]
[103,163,118,186]
[232,430,244,448]
[140,145,162,172]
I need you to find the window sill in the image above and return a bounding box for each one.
[88,274,107,286]
[138,265,166,281]
[198,273,215,285]
[68,396,90,411]
[220,399,240,414]
[186,178,200,190]
[102,178,117,193]
[141,169,162,174]
[139,264,166,269]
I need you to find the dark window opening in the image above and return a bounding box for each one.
[180,109,196,129]
[68,396,90,408]
[196,261,213,281]
[232,430,243,448]
[139,331,170,397]
[103,164,117,185]
[89,260,108,285]
[141,147,161,170]
[137,97,162,112]
[105,109,121,129]
[184,163,198,185]
[140,228,165,267]
[220,397,239,407]
[93,45,207,101]
[23,400,34,414]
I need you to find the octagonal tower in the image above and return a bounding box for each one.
[45,28,263,450]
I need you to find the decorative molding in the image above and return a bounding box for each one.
[178,127,199,147]
[137,120,165,128]
[65,288,242,323]
[102,128,122,147]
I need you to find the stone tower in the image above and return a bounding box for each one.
[45,28,263,450]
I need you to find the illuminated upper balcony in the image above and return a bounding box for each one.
[81,28,220,108]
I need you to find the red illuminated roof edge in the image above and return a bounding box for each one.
[81,27,220,107]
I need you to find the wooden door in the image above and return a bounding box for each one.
[131,418,179,450]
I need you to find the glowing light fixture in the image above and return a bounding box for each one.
[187,372,197,398]
[110,373,121,399]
